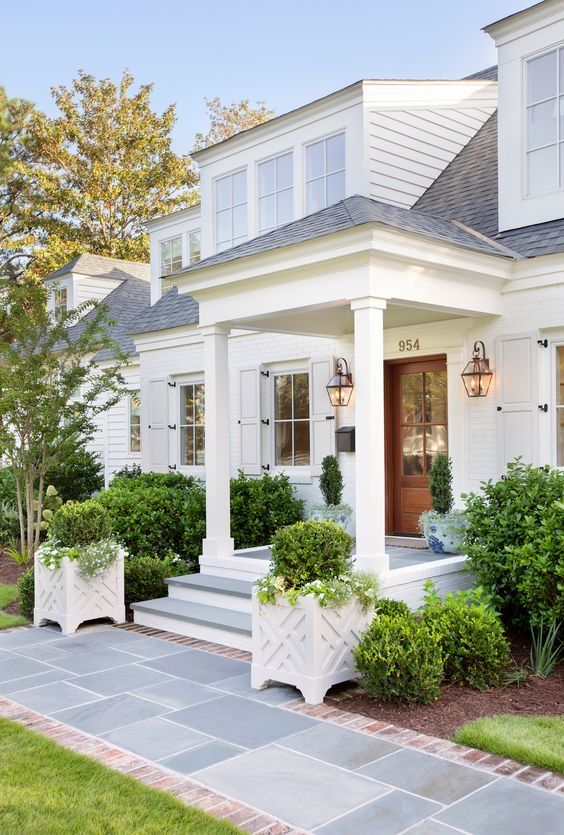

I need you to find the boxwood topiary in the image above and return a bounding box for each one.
[270,520,353,589]
[50,500,111,547]
[354,613,443,704]
[17,567,34,620]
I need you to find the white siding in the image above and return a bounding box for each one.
[74,275,122,307]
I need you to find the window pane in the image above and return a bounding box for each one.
[130,392,141,453]
[160,240,171,261]
[195,426,205,466]
[326,133,345,173]
[232,170,247,205]
[181,386,194,425]
[402,426,424,476]
[130,419,141,452]
[326,170,346,206]
[276,188,293,226]
[189,231,201,264]
[293,373,309,419]
[258,159,275,196]
[401,374,423,423]
[275,422,293,466]
[216,176,231,210]
[294,421,310,466]
[171,237,182,259]
[425,425,448,473]
[528,145,558,194]
[306,178,325,214]
[527,99,557,149]
[259,194,275,232]
[181,427,194,466]
[216,208,231,244]
[561,48,564,91]
[306,140,324,180]
[561,142,564,188]
[424,371,447,423]
[557,347,564,406]
[232,204,247,239]
[276,152,293,189]
[194,383,205,425]
[528,51,557,104]
[275,375,292,420]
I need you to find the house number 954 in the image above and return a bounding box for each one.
[398,338,420,352]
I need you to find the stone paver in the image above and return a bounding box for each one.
[1,624,562,835]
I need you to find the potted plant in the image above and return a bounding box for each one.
[251,520,378,705]
[419,454,466,555]
[34,500,126,634]
[308,455,352,529]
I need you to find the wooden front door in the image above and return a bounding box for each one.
[388,357,448,535]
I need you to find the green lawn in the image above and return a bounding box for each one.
[0,718,240,834]
[0,584,26,630]
[454,715,564,774]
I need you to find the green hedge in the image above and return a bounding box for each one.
[17,568,34,620]
[124,554,192,609]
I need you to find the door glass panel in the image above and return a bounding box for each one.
[402,426,424,476]
[424,371,447,423]
[425,425,448,472]
[401,374,423,423]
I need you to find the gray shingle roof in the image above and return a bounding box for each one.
[46,253,150,282]
[67,276,151,361]
[130,287,199,335]
[413,111,564,258]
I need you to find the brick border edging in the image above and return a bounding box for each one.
[0,697,302,835]
[116,624,564,796]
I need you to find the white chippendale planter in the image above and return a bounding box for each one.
[34,554,125,635]
[251,589,374,705]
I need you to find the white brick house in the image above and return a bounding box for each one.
[46,1,564,647]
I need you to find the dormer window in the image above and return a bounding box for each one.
[160,236,182,276]
[526,47,564,195]
[215,170,247,252]
[54,287,68,313]
[305,132,345,214]
[258,152,293,233]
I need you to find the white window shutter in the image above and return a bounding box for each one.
[148,378,169,472]
[495,332,539,474]
[239,367,261,475]
[309,357,335,475]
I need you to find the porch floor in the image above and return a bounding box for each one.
[240,544,443,571]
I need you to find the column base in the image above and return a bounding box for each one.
[354,553,389,573]
[202,537,235,558]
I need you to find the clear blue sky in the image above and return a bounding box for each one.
[1,0,522,154]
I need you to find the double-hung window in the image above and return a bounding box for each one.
[305,132,345,214]
[188,230,201,265]
[556,346,564,467]
[160,236,182,276]
[526,47,564,194]
[273,372,310,467]
[258,152,293,233]
[129,391,141,453]
[54,287,68,314]
[180,383,205,466]
[215,170,247,252]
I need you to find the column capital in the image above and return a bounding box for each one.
[199,323,231,338]
[349,296,387,312]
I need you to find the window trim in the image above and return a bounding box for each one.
[214,167,248,253]
[177,378,206,472]
[159,234,183,277]
[553,342,564,469]
[303,130,346,215]
[128,390,141,455]
[188,229,201,265]
[524,44,564,198]
[256,150,294,234]
[271,367,311,472]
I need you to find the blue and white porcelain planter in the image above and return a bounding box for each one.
[307,503,353,530]
[420,511,466,555]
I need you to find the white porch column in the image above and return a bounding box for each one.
[351,297,389,573]
[201,325,234,558]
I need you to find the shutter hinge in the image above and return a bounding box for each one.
[538,403,549,413]
[325,415,335,420]
[168,464,177,470]
[537,339,548,348]
[261,419,270,426]
[168,381,177,387]
[261,464,270,471]
[168,424,177,430]
[496,407,502,412]
[148,424,152,428]
[260,370,270,378]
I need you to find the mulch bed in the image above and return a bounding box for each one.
[328,635,564,739]
[0,553,29,616]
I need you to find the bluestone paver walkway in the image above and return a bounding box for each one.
[0,624,562,834]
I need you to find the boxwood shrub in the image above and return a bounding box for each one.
[463,460,564,626]
[17,567,34,620]
[270,520,353,589]
[124,554,193,609]
[50,500,111,547]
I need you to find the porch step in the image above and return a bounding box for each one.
[131,596,252,651]
[166,574,253,612]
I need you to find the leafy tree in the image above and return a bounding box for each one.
[193,96,274,151]
[26,70,198,275]
[0,272,126,553]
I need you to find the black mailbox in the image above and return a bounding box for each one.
[335,425,355,453]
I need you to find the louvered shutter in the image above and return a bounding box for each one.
[239,367,261,474]
[309,357,335,475]
[148,378,169,472]
[496,332,539,473]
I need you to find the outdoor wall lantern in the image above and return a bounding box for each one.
[461,341,493,397]
[326,358,354,407]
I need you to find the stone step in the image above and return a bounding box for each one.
[131,597,252,651]
[166,574,253,612]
